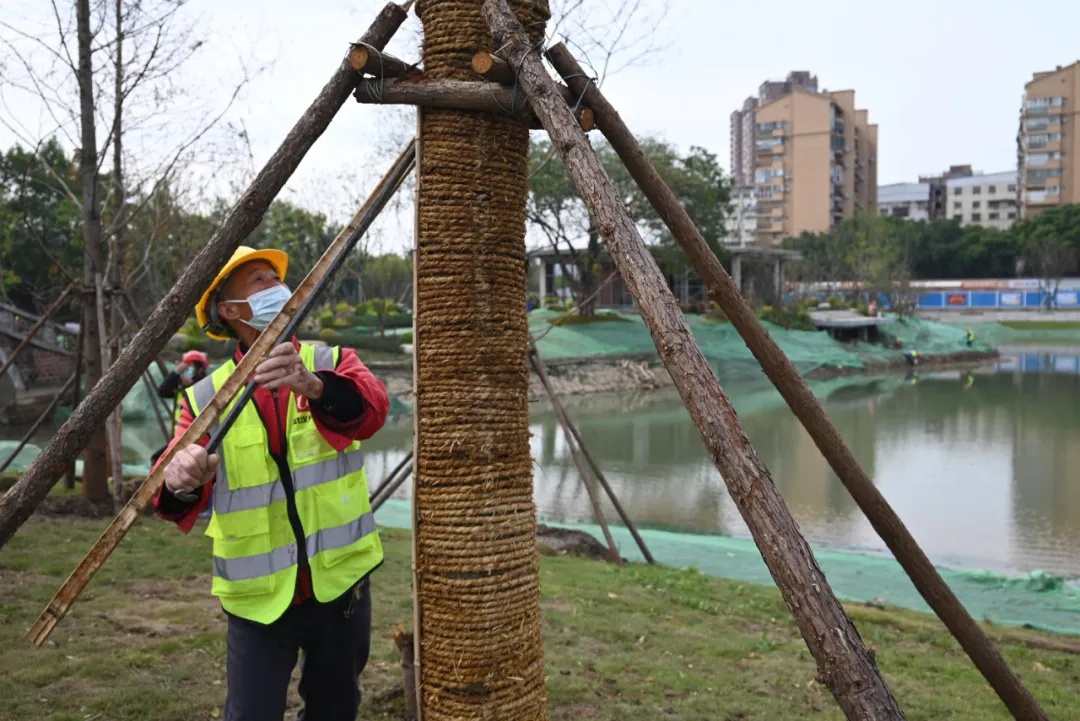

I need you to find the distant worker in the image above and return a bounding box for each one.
[152,246,390,721]
[867,299,879,317]
[157,350,210,431]
[965,328,975,348]
[904,349,920,367]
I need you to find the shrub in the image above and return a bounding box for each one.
[400,330,413,343]
[318,310,336,329]
[706,302,729,324]
[758,304,816,331]
[548,312,629,327]
[318,327,338,343]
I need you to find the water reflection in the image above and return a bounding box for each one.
[362,357,1080,579]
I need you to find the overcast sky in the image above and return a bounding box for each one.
[3,0,1079,253]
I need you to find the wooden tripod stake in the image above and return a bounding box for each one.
[543,41,1046,721]
[485,1,906,717]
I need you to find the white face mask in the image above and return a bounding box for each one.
[224,284,292,331]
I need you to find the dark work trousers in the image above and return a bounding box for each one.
[223,577,372,721]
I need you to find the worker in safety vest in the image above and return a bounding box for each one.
[965,328,975,348]
[156,349,210,432]
[151,246,389,721]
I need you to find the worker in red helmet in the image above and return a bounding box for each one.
[157,349,211,432]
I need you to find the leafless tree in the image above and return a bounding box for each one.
[1023,231,1077,311]
[0,0,259,499]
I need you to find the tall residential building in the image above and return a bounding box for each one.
[1018,61,1079,218]
[753,88,877,244]
[730,97,758,188]
[946,171,1019,230]
[730,71,819,190]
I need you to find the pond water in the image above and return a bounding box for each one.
[5,347,1079,630]
[362,349,1080,582]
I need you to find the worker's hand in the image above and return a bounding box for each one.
[164,444,219,495]
[253,342,324,399]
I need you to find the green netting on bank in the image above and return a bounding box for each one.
[945,321,1080,348]
[373,498,1080,636]
[530,310,985,375]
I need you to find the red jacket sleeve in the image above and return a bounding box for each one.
[151,395,214,534]
[310,347,390,449]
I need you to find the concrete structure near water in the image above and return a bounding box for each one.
[1018,61,1080,219]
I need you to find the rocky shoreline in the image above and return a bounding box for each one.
[371,347,1002,404]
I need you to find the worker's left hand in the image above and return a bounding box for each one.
[253,343,324,399]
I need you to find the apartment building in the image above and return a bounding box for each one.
[724,185,757,246]
[946,171,1019,230]
[730,72,818,190]
[1018,61,1079,218]
[878,182,931,221]
[752,88,877,244]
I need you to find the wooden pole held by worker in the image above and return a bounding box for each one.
[544,41,1048,721]
[24,140,416,647]
[0,1,412,552]
[485,2,906,718]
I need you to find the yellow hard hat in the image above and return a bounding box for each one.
[196,246,289,340]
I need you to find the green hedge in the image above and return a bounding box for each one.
[349,314,413,329]
[298,329,403,353]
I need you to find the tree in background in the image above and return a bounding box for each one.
[0,0,254,500]
[1015,205,1080,309]
[528,137,730,315]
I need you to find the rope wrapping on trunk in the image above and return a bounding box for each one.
[415,1,551,718]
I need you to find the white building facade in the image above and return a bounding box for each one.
[946,171,1019,230]
[724,185,757,247]
[878,182,931,221]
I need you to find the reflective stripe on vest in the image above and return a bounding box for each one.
[211,445,366,515]
[188,343,381,623]
[213,513,377,582]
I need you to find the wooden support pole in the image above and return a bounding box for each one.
[484,3,905,718]
[0,2,412,551]
[113,299,172,442]
[544,42,1048,721]
[353,77,595,131]
[470,50,515,84]
[531,344,654,564]
[116,289,170,379]
[141,372,172,442]
[349,43,415,78]
[94,274,126,502]
[529,347,621,564]
[371,463,412,513]
[0,283,74,382]
[64,322,85,490]
[0,373,77,475]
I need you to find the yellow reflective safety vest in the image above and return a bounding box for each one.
[189,343,382,624]
[171,388,191,435]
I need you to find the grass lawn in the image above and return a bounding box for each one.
[1000,320,1080,331]
[1,517,1077,721]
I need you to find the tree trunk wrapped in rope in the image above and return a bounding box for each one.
[414,1,550,718]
